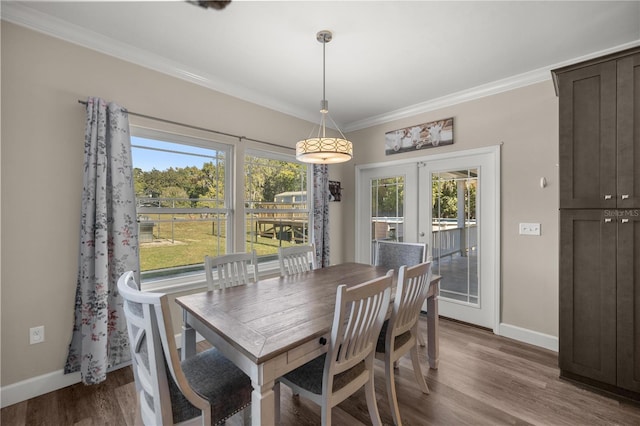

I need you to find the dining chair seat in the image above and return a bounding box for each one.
[282,354,366,394]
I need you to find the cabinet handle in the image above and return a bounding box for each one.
[604,194,612,200]
[604,218,613,223]
[621,194,629,200]
[318,337,327,345]
[621,219,629,224]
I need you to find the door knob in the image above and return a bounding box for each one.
[419,232,425,237]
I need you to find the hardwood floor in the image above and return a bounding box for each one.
[3,317,640,425]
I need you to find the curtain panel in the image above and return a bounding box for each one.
[64,97,139,384]
[313,164,330,267]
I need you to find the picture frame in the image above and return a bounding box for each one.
[385,117,454,156]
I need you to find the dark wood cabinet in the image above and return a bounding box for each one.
[555,48,640,209]
[554,46,640,399]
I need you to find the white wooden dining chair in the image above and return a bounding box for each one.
[276,271,393,426]
[374,240,428,347]
[278,243,317,276]
[204,250,258,290]
[375,261,433,426]
[117,271,252,425]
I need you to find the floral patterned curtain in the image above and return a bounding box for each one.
[64,97,139,385]
[313,164,330,267]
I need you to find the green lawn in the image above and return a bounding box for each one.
[139,218,300,271]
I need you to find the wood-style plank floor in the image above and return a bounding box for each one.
[3,317,640,425]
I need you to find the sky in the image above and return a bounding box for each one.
[131,136,219,171]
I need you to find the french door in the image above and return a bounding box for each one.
[356,146,500,331]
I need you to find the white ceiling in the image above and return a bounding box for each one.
[3,1,640,131]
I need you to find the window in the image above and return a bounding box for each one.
[131,128,231,282]
[371,176,405,245]
[244,150,310,262]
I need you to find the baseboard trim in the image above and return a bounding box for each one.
[498,322,558,352]
[1,332,205,409]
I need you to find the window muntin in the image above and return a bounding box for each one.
[244,150,310,262]
[131,129,231,282]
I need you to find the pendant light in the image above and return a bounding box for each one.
[296,30,353,164]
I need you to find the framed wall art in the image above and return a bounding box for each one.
[384,117,454,156]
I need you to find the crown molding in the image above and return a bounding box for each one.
[0,2,318,125]
[344,39,640,133]
[3,3,639,133]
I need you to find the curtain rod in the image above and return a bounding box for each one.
[77,100,294,151]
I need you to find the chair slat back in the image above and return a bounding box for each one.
[391,262,433,338]
[328,271,392,376]
[118,272,174,425]
[205,250,258,290]
[118,272,211,425]
[374,241,426,272]
[278,244,317,276]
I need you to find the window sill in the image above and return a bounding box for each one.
[141,259,282,294]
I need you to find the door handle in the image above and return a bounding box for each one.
[621,194,630,200]
[604,218,613,223]
[419,232,425,237]
[604,194,612,200]
[621,219,629,224]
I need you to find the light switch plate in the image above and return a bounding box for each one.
[519,223,541,236]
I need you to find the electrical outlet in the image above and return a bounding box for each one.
[30,325,45,344]
[519,222,541,236]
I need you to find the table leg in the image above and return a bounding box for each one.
[426,293,439,369]
[251,380,276,426]
[181,310,196,361]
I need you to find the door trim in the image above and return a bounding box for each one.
[356,145,501,333]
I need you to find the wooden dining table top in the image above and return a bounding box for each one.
[176,262,411,365]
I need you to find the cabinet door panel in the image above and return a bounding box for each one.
[558,62,617,209]
[617,53,640,208]
[617,214,640,392]
[559,210,617,384]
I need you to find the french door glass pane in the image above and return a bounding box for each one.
[370,176,404,262]
[432,168,479,305]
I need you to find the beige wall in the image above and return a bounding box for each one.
[0,22,347,387]
[1,20,559,391]
[340,81,560,336]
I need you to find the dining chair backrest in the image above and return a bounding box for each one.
[118,271,206,425]
[278,244,317,276]
[330,271,393,376]
[118,271,252,426]
[374,240,427,272]
[389,261,433,343]
[278,270,392,425]
[205,250,258,290]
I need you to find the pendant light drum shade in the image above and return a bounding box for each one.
[296,30,353,164]
[296,137,353,164]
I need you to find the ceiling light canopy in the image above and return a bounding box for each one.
[296,30,353,164]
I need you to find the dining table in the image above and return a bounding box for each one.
[176,262,441,426]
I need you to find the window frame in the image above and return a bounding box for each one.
[131,126,233,291]
[243,148,313,264]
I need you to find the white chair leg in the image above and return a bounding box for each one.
[417,324,426,347]
[385,354,402,426]
[410,345,430,394]
[365,373,383,426]
[242,406,251,425]
[321,402,332,426]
